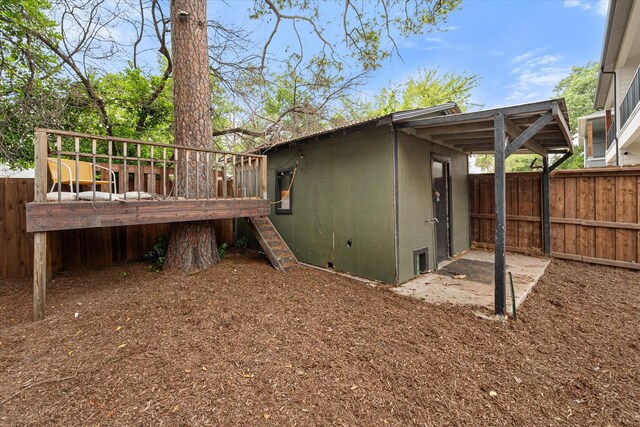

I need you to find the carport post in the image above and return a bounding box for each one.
[493,113,506,316]
[542,157,551,256]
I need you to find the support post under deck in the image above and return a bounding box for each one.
[33,130,48,321]
[493,113,507,317]
[33,233,47,321]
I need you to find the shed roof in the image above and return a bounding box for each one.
[256,102,460,153]
[253,99,572,157]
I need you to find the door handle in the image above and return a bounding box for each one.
[426,217,439,223]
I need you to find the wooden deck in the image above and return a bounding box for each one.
[27,199,269,232]
[29,128,270,320]
[28,128,269,232]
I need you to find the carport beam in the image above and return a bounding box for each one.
[493,113,507,316]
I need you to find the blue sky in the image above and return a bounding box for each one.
[214,0,608,111]
[101,0,608,111]
[371,0,608,110]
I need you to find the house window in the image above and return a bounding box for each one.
[275,169,293,214]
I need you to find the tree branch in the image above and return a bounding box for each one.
[33,32,114,136]
[211,127,265,138]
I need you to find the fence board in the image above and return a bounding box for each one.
[550,177,565,253]
[469,167,640,269]
[470,172,544,255]
[1,178,234,279]
[564,177,577,254]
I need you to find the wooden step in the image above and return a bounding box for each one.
[267,243,286,251]
[247,216,298,272]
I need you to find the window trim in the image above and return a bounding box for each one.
[275,168,294,214]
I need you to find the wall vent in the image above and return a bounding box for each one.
[413,248,429,275]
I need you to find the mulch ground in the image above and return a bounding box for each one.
[0,250,638,426]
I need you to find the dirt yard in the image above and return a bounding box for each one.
[0,251,638,426]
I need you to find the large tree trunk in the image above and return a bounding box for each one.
[164,0,220,273]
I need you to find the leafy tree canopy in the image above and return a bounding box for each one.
[369,68,480,115]
[553,61,600,133]
[336,67,480,123]
[0,0,60,167]
[1,0,465,166]
[550,61,599,170]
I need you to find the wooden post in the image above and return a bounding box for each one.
[260,156,267,200]
[122,142,128,199]
[493,113,507,317]
[586,122,594,158]
[605,109,612,148]
[232,154,236,198]
[542,157,551,256]
[33,130,48,321]
[222,154,227,199]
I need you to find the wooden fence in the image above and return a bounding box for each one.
[1,178,234,279]
[470,172,543,255]
[469,167,640,270]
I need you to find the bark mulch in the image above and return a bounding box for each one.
[0,251,638,426]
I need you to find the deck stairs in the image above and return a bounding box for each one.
[247,216,298,272]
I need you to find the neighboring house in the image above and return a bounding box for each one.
[594,0,640,166]
[241,99,572,285]
[0,164,35,178]
[577,110,607,168]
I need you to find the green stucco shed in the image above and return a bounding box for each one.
[240,104,472,284]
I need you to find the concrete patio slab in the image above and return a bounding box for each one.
[393,249,550,314]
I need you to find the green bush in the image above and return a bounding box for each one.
[234,236,248,249]
[218,242,229,259]
[144,235,169,271]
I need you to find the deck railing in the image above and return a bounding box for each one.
[606,121,616,149]
[34,128,267,203]
[620,65,640,129]
[592,142,606,158]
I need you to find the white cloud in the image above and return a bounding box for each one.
[511,54,563,74]
[564,0,609,15]
[597,0,609,16]
[424,36,445,44]
[533,54,563,65]
[506,50,570,101]
[564,0,591,10]
[511,50,540,64]
[400,34,471,52]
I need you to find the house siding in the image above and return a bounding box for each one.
[396,132,470,283]
[248,122,397,283]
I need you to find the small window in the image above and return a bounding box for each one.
[275,169,293,214]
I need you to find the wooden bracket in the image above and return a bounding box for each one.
[549,151,573,172]
[504,111,553,157]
